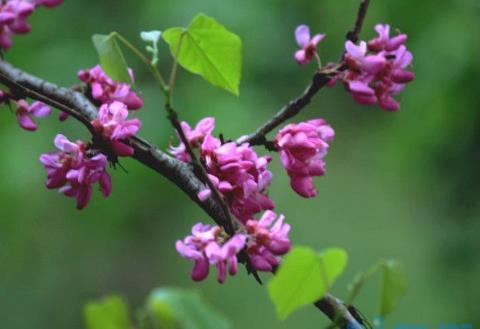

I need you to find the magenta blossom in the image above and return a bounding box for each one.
[91,101,142,157]
[294,24,325,65]
[199,138,275,222]
[0,0,62,50]
[332,23,414,111]
[170,117,215,162]
[368,24,407,52]
[29,0,64,7]
[78,65,144,110]
[275,119,334,198]
[176,224,246,283]
[39,134,112,209]
[170,118,274,222]
[246,210,291,272]
[15,99,51,131]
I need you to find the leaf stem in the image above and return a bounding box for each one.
[168,32,186,93]
[113,32,168,91]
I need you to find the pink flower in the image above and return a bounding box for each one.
[333,23,414,111]
[92,101,142,157]
[170,117,215,162]
[15,99,51,131]
[176,224,246,283]
[246,211,291,272]
[0,0,62,50]
[170,118,274,222]
[31,0,64,7]
[200,139,275,222]
[0,0,34,49]
[78,65,144,110]
[40,134,112,209]
[344,41,386,75]
[368,24,407,52]
[275,119,334,198]
[294,24,325,65]
[2,1,34,34]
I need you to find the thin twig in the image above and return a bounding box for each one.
[239,65,341,146]
[164,94,237,235]
[347,0,371,43]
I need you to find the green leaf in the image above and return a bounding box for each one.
[379,260,407,316]
[84,295,132,329]
[147,288,231,329]
[92,33,131,83]
[163,13,242,95]
[267,246,348,320]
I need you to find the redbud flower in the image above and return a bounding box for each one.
[294,24,325,65]
[368,24,407,52]
[91,101,142,157]
[334,23,414,111]
[275,119,334,198]
[33,0,64,7]
[0,0,62,50]
[176,224,246,283]
[15,99,51,131]
[40,134,111,209]
[246,210,291,272]
[170,118,274,222]
[78,65,144,110]
[200,139,274,222]
[170,117,215,162]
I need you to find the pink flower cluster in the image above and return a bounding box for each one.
[176,224,246,283]
[294,24,325,65]
[91,101,142,157]
[15,99,51,131]
[78,65,144,110]
[39,134,111,209]
[245,210,291,272]
[35,65,144,208]
[176,211,290,283]
[169,117,214,162]
[275,119,334,198]
[170,118,274,222]
[0,0,63,49]
[336,24,415,111]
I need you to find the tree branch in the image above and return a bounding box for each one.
[238,65,341,146]
[0,60,228,228]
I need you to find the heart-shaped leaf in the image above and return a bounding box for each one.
[163,14,242,95]
[267,246,348,320]
[84,295,131,329]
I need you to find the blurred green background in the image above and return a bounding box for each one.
[1,0,479,328]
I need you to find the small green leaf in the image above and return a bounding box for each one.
[92,33,131,83]
[147,288,231,329]
[163,13,242,95]
[379,260,407,316]
[84,295,132,329]
[267,246,348,320]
